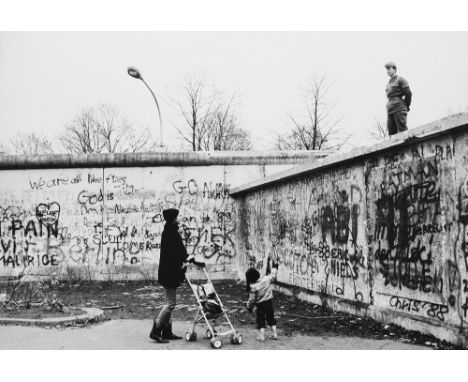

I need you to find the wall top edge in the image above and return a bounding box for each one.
[0,150,334,170]
[230,112,468,196]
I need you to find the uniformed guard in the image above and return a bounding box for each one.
[385,61,412,136]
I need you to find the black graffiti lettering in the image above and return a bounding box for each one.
[0,254,20,267]
[321,205,335,242]
[29,176,72,190]
[78,189,112,206]
[448,295,456,306]
[173,179,198,195]
[330,259,356,279]
[203,182,230,200]
[463,280,468,293]
[462,297,468,318]
[88,173,102,184]
[36,253,59,266]
[375,239,440,293]
[10,219,23,239]
[1,238,12,253]
[29,177,46,190]
[389,295,447,321]
[24,220,38,237]
[435,144,454,161]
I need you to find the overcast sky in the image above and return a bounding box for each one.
[1,32,467,152]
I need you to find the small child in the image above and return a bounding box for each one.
[245,261,279,341]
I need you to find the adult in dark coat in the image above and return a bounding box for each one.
[150,208,205,343]
[158,209,189,289]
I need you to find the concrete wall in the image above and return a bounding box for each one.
[0,151,329,281]
[231,113,468,346]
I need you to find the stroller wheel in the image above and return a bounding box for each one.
[230,334,243,345]
[205,329,213,339]
[185,331,197,342]
[210,338,223,349]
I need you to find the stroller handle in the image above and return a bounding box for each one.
[182,260,206,269]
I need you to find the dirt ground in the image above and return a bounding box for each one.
[1,279,462,349]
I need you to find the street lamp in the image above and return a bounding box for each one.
[127,66,164,148]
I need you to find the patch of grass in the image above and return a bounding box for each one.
[0,306,86,319]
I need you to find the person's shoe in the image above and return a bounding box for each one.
[162,323,183,340]
[150,321,169,343]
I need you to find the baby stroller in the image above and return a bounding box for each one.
[185,266,243,349]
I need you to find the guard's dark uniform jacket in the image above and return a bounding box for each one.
[385,74,412,135]
[386,75,412,114]
[158,223,189,289]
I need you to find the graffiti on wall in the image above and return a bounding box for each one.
[0,201,63,269]
[366,141,468,326]
[456,168,468,322]
[0,167,240,278]
[236,136,468,335]
[239,169,369,304]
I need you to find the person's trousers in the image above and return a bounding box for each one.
[256,299,277,329]
[387,111,408,136]
[156,287,177,328]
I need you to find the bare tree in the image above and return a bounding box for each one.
[125,124,159,153]
[95,104,124,153]
[9,132,54,155]
[60,106,105,153]
[60,104,158,154]
[276,75,348,151]
[368,118,388,141]
[200,95,251,151]
[171,75,216,151]
[172,75,251,151]
[0,142,9,155]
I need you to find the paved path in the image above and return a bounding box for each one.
[0,320,426,350]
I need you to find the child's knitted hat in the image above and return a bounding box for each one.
[245,268,260,284]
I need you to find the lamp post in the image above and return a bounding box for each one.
[127,66,164,148]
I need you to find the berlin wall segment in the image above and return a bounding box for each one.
[237,165,370,306]
[0,155,309,282]
[233,115,468,346]
[0,167,238,279]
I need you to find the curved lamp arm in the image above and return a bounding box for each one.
[127,67,163,147]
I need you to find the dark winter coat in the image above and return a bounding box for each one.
[158,223,189,289]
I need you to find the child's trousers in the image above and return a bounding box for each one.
[256,299,276,329]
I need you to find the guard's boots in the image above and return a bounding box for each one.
[150,320,169,343]
[162,323,183,340]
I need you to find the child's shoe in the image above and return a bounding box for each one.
[270,325,278,340]
[257,328,266,341]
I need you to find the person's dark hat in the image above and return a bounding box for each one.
[162,208,179,222]
[384,61,397,69]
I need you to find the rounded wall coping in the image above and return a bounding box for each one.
[0,150,334,170]
[230,112,468,196]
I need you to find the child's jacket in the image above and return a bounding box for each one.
[246,268,278,309]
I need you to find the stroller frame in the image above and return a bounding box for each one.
[185,267,243,349]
